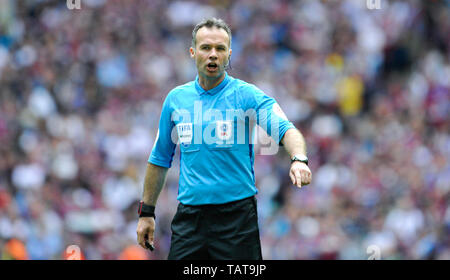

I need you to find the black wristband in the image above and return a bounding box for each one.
[139,213,155,218]
[138,201,156,219]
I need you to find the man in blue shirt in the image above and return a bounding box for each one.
[137,18,312,259]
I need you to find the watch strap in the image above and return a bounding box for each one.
[291,154,308,165]
[138,201,156,218]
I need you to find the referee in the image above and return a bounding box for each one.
[136,18,312,260]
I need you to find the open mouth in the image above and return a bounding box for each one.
[206,62,218,72]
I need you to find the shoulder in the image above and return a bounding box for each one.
[232,77,257,91]
[162,81,197,107]
[230,77,262,96]
[227,77,266,110]
[167,80,196,98]
[159,81,196,112]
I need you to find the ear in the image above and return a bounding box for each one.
[189,47,195,58]
[229,49,232,59]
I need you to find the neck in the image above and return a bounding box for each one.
[198,73,225,91]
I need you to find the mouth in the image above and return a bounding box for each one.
[206,62,218,72]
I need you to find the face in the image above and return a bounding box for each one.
[190,26,232,80]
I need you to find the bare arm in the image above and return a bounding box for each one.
[281,128,312,188]
[136,162,169,250]
[141,162,169,206]
[280,128,307,158]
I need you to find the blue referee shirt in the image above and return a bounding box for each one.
[149,72,295,205]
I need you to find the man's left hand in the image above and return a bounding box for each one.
[289,161,312,188]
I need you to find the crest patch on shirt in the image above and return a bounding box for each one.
[216,120,233,141]
[176,123,193,145]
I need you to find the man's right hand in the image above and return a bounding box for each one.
[136,217,155,250]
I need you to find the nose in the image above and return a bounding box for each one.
[209,48,218,60]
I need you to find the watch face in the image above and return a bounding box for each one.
[292,155,308,164]
[293,155,307,161]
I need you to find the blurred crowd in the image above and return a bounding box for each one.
[0,0,449,260]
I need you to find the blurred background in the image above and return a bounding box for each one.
[0,0,449,260]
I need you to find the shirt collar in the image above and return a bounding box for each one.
[195,72,230,96]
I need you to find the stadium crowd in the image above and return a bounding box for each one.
[0,0,449,259]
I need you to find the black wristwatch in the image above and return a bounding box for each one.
[291,154,308,166]
[138,201,156,219]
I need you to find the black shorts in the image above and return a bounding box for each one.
[168,196,262,260]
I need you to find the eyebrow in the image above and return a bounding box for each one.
[199,43,228,48]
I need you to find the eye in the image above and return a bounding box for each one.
[201,45,210,50]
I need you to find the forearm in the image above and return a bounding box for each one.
[280,128,307,157]
[141,162,169,206]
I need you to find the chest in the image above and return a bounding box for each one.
[171,91,253,147]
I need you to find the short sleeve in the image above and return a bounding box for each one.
[148,93,176,168]
[242,84,295,144]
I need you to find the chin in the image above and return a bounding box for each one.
[204,71,222,78]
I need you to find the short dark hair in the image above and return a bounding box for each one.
[191,18,232,48]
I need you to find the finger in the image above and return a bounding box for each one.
[147,229,155,245]
[137,222,151,249]
[137,229,146,249]
[305,170,312,184]
[306,171,312,184]
[294,169,303,188]
[289,170,296,185]
[301,171,309,185]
